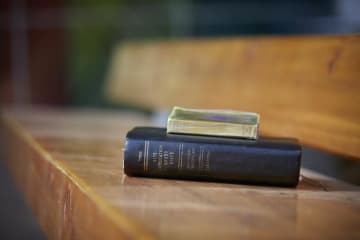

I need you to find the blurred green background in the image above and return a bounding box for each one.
[66,0,360,107]
[2,0,352,108]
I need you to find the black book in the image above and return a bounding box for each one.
[124,127,302,186]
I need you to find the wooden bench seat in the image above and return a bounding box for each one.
[1,107,359,239]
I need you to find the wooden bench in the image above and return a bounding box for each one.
[2,107,360,239]
[1,34,360,239]
[106,34,360,159]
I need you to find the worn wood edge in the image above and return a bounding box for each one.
[1,111,155,240]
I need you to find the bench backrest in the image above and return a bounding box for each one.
[106,35,360,159]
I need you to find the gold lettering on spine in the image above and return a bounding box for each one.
[178,144,181,169]
[177,143,182,170]
[145,141,147,171]
[144,140,150,172]
[143,141,147,171]
[178,143,183,170]
[146,141,150,171]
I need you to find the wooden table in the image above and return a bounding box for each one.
[1,107,359,239]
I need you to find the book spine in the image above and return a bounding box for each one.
[124,138,301,186]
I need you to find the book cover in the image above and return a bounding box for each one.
[124,127,301,186]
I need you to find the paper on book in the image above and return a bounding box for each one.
[167,106,259,139]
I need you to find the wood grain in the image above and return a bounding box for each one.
[1,107,360,240]
[105,35,360,159]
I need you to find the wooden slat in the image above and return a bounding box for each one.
[1,107,360,239]
[105,35,360,159]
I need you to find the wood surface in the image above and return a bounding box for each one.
[105,34,360,159]
[1,107,360,239]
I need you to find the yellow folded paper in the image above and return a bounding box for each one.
[167,106,259,139]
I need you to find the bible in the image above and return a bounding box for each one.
[167,106,259,139]
[124,127,301,186]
